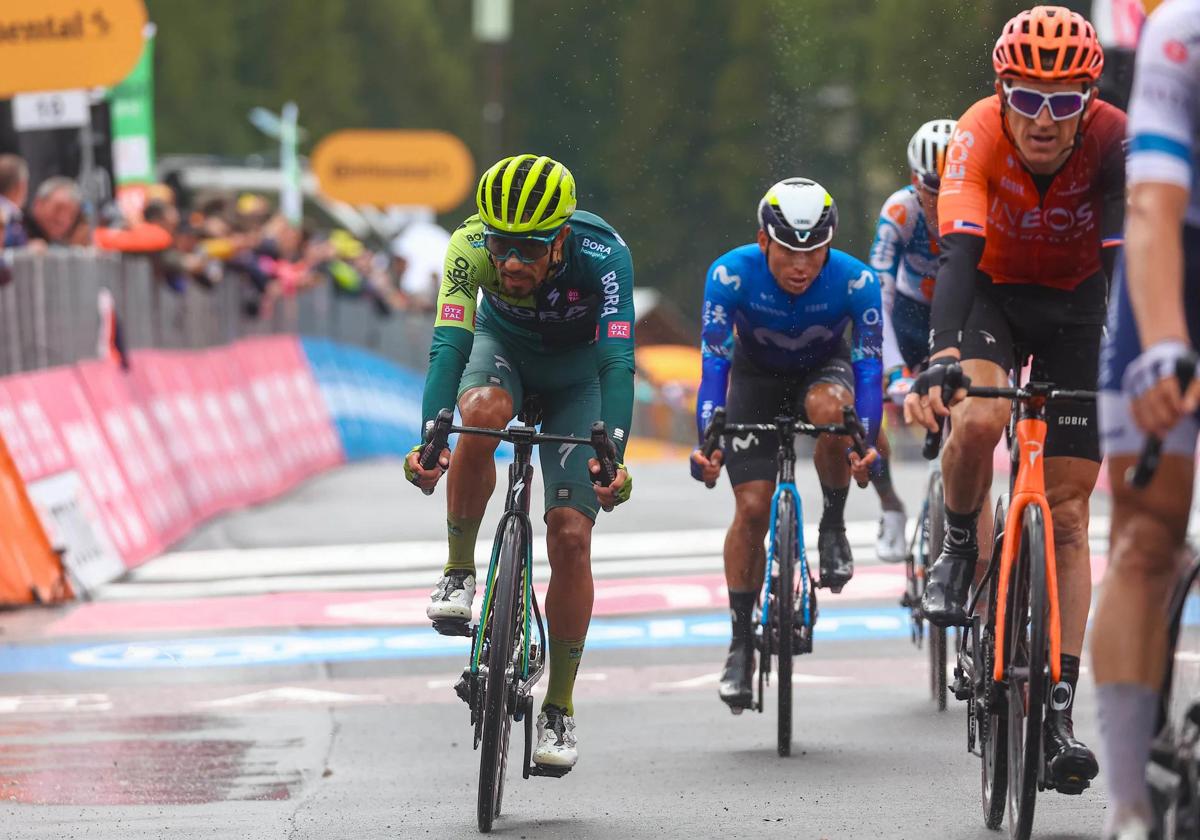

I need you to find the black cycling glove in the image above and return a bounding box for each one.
[911,357,970,398]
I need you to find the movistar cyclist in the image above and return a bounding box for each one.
[868,118,956,563]
[905,6,1124,793]
[690,178,882,710]
[405,154,635,770]
[1092,1,1198,837]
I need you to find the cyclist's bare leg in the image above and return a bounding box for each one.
[541,507,595,716]
[808,382,852,488]
[725,481,771,591]
[443,387,513,572]
[1044,457,1100,658]
[1092,454,1193,821]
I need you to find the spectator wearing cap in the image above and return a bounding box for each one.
[0,155,29,248]
[25,177,83,246]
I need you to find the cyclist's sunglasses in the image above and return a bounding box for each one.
[916,172,941,194]
[1002,83,1089,121]
[484,231,557,264]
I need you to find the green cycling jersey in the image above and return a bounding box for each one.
[421,210,637,460]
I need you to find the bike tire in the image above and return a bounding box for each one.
[981,495,1009,830]
[1153,551,1200,839]
[477,518,523,833]
[927,473,948,710]
[775,491,796,758]
[1006,504,1048,840]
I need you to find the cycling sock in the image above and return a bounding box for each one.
[943,506,980,555]
[870,456,904,512]
[544,636,585,717]
[728,590,756,644]
[1049,654,1080,720]
[443,513,482,575]
[1096,682,1157,818]
[819,483,849,530]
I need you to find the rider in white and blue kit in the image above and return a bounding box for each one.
[1092,2,1200,838]
[689,177,882,711]
[867,118,956,563]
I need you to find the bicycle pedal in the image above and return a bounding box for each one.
[432,618,471,637]
[528,764,572,778]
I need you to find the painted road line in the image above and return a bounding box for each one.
[0,608,912,674]
[51,569,919,637]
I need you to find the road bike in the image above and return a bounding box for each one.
[900,447,951,711]
[701,404,868,757]
[927,376,1096,840]
[419,402,617,833]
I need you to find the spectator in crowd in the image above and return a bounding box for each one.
[0,155,29,247]
[25,176,83,246]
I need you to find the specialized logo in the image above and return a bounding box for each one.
[546,288,560,306]
[1050,680,1073,712]
[713,264,742,291]
[494,355,512,372]
[440,303,465,322]
[558,442,578,469]
[607,321,631,339]
[731,433,758,452]
[512,478,526,502]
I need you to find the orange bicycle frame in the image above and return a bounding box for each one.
[990,413,1063,685]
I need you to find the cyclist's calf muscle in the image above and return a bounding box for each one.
[726,481,773,591]
[1093,454,1194,687]
[544,507,596,640]
[1044,457,1100,656]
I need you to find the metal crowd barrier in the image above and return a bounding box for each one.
[0,248,433,376]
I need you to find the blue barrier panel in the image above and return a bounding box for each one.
[300,337,425,461]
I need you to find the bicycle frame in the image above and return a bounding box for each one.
[763,420,812,631]
[990,401,1063,686]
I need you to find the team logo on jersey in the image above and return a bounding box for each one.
[440,303,465,322]
[607,321,631,339]
[886,203,907,225]
[568,289,580,302]
[851,270,874,290]
[751,324,834,352]
[1165,39,1189,64]
[713,264,742,290]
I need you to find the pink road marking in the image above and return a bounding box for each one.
[43,554,1112,639]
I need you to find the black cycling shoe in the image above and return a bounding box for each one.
[718,639,755,712]
[920,544,975,627]
[1044,710,1099,795]
[817,527,853,593]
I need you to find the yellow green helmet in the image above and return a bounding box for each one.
[476,154,577,235]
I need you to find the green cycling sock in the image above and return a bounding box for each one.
[443,513,482,575]
[543,635,585,716]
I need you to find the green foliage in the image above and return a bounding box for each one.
[147,0,1025,314]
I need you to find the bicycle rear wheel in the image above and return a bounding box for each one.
[774,491,796,757]
[1152,552,1200,838]
[1006,504,1048,840]
[927,473,948,710]
[477,518,523,833]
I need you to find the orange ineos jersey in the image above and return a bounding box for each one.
[938,95,1126,290]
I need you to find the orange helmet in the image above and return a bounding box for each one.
[993,6,1104,83]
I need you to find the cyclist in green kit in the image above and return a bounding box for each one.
[405,154,634,770]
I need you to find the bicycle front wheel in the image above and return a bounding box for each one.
[981,496,1009,830]
[927,472,948,710]
[1153,552,1200,838]
[1006,504,1048,840]
[774,491,796,757]
[477,518,524,833]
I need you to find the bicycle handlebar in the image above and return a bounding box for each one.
[418,407,620,504]
[1127,355,1198,489]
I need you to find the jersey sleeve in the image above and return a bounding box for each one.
[1099,108,1128,252]
[594,240,637,461]
[421,224,482,432]
[847,265,883,444]
[1126,4,1198,193]
[938,100,996,240]
[695,257,740,443]
[869,196,908,372]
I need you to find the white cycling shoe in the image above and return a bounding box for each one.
[533,705,578,768]
[426,570,476,621]
[876,510,907,563]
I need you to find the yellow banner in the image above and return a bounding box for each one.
[0,0,147,97]
[311,130,475,210]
